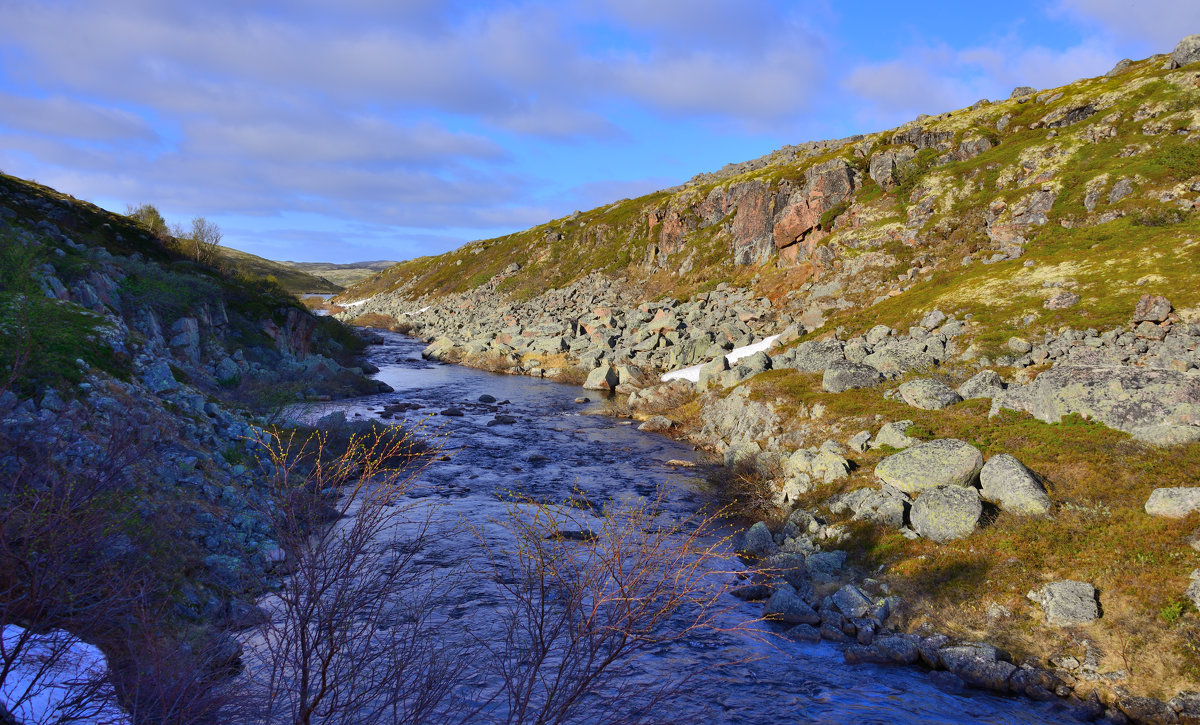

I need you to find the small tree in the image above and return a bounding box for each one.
[187,217,222,266]
[125,203,170,242]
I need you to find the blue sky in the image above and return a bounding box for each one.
[0,0,1195,263]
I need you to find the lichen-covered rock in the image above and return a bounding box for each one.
[1145,488,1200,518]
[789,339,846,372]
[979,454,1052,516]
[1170,34,1200,68]
[911,485,982,542]
[898,378,963,410]
[636,415,674,432]
[1027,580,1099,626]
[1134,294,1172,323]
[871,420,918,450]
[874,439,984,494]
[957,370,1006,400]
[994,365,1200,445]
[822,361,883,393]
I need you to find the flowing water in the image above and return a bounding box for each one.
[314,331,1071,724]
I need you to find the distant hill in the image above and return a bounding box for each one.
[276,260,397,288]
[217,246,342,294]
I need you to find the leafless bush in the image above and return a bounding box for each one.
[466,489,745,724]
[238,424,466,725]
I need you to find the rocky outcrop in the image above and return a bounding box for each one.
[1027,581,1100,626]
[994,365,1200,445]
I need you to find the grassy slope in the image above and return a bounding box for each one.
[275,260,397,288]
[217,246,343,294]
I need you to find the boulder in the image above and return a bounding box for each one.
[957,370,1006,400]
[583,365,618,391]
[739,521,775,558]
[1145,488,1200,518]
[763,585,820,625]
[871,420,918,450]
[898,378,963,410]
[831,585,873,618]
[994,365,1200,445]
[1187,571,1200,611]
[979,454,1051,516]
[637,415,674,432]
[790,340,846,372]
[822,361,883,393]
[1134,294,1172,323]
[1026,581,1099,626]
[1171,34,1200,68]
[697,355,729,389]
[874,439,984,494]
[142,360,179,394]
[761,552,813,594]
[911,486,982,542]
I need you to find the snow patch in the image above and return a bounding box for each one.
[661,334,781,383]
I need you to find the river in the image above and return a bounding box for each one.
[311,330,1070,724]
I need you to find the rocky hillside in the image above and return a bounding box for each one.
[0,171,390,708]
[335,37,1200,719]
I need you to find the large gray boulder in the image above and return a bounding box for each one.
[1171,34,1200,68]
[1145,487,1200,518]
[697,355,729,389]
[583,365,618,391]
[994,365,1200,445]
[739,521,776,558]
[790,340,846,372]
[142,360,179,394]
[957,370,1006,400]
[1027,581,1099,626]
[822,361,883,393]
[979,454,1051,516]
[874,439,984,494]
[911,485,982,542]
[898,378,963,410]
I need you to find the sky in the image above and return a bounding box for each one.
[0,1,1196,264]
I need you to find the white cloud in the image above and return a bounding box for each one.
[843,35,1119,128]
[1054,0,1200,49]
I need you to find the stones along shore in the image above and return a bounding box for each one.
[338,276,1200,723]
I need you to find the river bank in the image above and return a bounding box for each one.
[335,289,1200,722]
